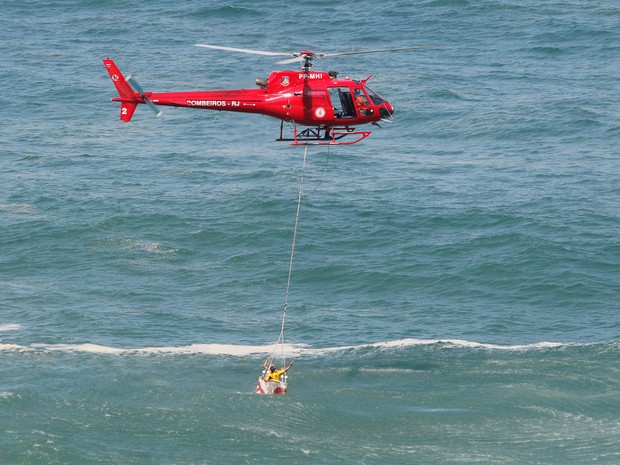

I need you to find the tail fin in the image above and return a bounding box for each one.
[103,58,138,122]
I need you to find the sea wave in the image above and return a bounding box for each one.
[0,324,22,332]
[0,338,603,356]
[0,342,293,356]
[98,238,178,254]
[0,203,38,214]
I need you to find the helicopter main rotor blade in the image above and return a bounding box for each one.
[322,45,440,58]
[195,44,292,57]
[276,56,305,65]
[195,43,439,70]
[126,75,163,118]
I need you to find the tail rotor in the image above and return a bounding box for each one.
[126,75,163,118]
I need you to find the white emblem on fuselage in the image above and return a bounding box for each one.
[315,107,326,118]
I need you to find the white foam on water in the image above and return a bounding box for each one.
[0,339,581,356]
[104,238,178,254]
[0,203,38,214]
[130,343,291,356]
[0,324,22,332]
[373,338,569,351]
[40,343,126,355]
[21,342,301,356]
[297,338,573,356]
[0,343,32,352]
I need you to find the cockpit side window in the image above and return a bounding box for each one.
[365,86,387,105]
[353,88,369,106]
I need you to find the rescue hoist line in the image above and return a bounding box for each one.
[267,145,309,374]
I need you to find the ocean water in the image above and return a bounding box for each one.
[1,0,619,463]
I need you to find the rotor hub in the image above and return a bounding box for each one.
[298,51,316,71]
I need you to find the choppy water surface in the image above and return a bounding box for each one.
[1,1,619,463]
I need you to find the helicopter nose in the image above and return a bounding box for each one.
[379,103,394,118]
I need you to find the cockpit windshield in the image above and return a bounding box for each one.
[365,86,387,105]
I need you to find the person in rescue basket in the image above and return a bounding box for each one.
[263,359,294,382]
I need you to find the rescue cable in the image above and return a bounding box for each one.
[267,145,309,374]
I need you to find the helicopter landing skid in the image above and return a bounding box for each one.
[277,124,371,146]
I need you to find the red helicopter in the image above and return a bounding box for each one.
[103,44,434,145]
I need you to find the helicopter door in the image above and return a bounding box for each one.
[328,87,356,118]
